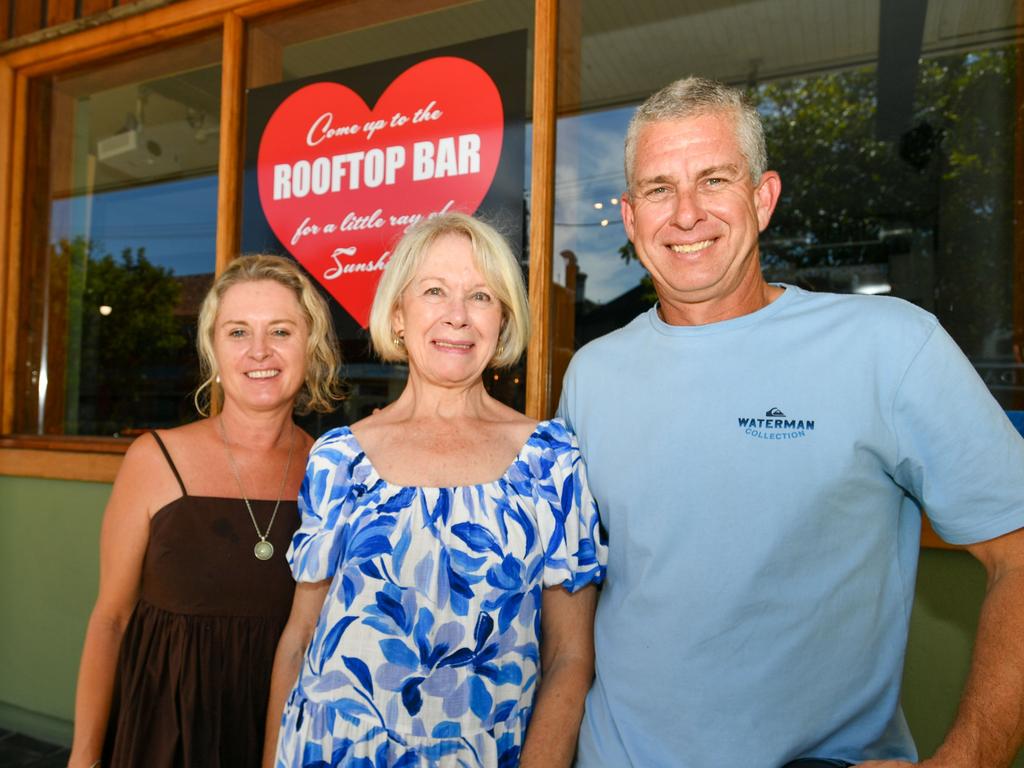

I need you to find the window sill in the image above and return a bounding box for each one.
[0,437,964,550]
[0,436,129,483]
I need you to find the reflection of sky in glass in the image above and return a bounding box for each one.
[49,175,218,276]
[553,105,646,305]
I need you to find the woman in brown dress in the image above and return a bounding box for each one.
[68,255,343,768]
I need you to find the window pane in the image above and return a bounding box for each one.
[553,0,1023,410]
[19,37,222,436]
[247,0,533,431]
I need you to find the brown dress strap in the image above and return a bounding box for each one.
[150,431,188,497]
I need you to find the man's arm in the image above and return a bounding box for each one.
[864,525,1024,768]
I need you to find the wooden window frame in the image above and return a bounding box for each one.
[0,0,559,483]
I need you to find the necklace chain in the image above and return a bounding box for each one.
[218,417,296,560]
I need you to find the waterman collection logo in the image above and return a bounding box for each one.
[738,407,815,440]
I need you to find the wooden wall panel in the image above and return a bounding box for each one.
[82,0,118,17]
[524,0,557,420]
[246,24,283,88]
[0,62,12,430]
[47,0,78,27]
[216,12,245,274]
[2,72,29,434]
[13,0,44,37]
[0,447,122,481]
[0,1,10,40]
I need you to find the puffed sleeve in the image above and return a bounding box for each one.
[532,419,607,592]
[287,428,362,582]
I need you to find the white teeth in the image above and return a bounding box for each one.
[669,240,713,254]
[246,369,280,379]
[434,341,472,350]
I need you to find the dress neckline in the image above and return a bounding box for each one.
[341,419,554,492]
[150,493,297,525]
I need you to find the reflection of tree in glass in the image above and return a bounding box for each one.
[74,239,185,434]
[754,51,1016,370]
[612,50,1017,375]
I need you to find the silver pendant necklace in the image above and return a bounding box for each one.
[219,416,296,561]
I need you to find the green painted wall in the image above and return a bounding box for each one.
[0,475,1020,764]
[0,476,108,744]
[905,548,1024,766]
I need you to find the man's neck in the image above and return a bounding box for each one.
[657,278,784,327]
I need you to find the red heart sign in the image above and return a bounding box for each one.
[257,57,504,328]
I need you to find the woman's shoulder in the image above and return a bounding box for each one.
[308,424,362,464]
[529,417,576,445]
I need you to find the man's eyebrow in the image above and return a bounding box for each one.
[698,163,742,178]
[635,174,675,187]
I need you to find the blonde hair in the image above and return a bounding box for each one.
[195,254,343,415]
[368,213,529,369]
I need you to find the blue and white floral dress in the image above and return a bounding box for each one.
[275,418,607,768]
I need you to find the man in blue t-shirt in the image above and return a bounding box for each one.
[559,76,1024,768]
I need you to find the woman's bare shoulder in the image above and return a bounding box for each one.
[110,431,188,516]
[485,400,537,444]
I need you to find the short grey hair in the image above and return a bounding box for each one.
[368,212,529,369]
[624,76,767,190]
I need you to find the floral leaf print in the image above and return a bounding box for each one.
[473,612,494,652]
[401,676,426,716]
[449,549,489,573]
[468,675,493,721]
[376,485,417,513]
[486,555,523,591]
[437,647,475,668]
[476,663,522,686]
[430,490,450,526]
[431,721,461,738]
[492,699,517,724]
[319,616,357,673]
[276,421,608,767]
[451,522,503,556]
[343,656,374,696]
[380,638,420,669]
[497,591,525,632]
[308,670,351,696]
[559,473,575,524]
[376,593,411,634]
[334,697,373,726]
[392,523,412,577]
[392,752,419,768]
[359,560,383,579]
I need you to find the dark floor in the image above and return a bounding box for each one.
[0,729,70,767]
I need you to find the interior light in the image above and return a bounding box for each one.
[593,202,603,209]
[600,219,609,227]
[610,197,619,205]
[99,305,113,316]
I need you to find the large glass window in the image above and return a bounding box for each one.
[18,36,222,436]
[246,0,534,431]
[553,0,1024,411]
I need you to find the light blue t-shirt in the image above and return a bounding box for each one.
[558,285,1024,767]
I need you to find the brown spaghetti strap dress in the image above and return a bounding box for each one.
[104,431,298,768]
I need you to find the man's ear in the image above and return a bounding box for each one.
[621,193,637,243]
[754,171,782,232]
